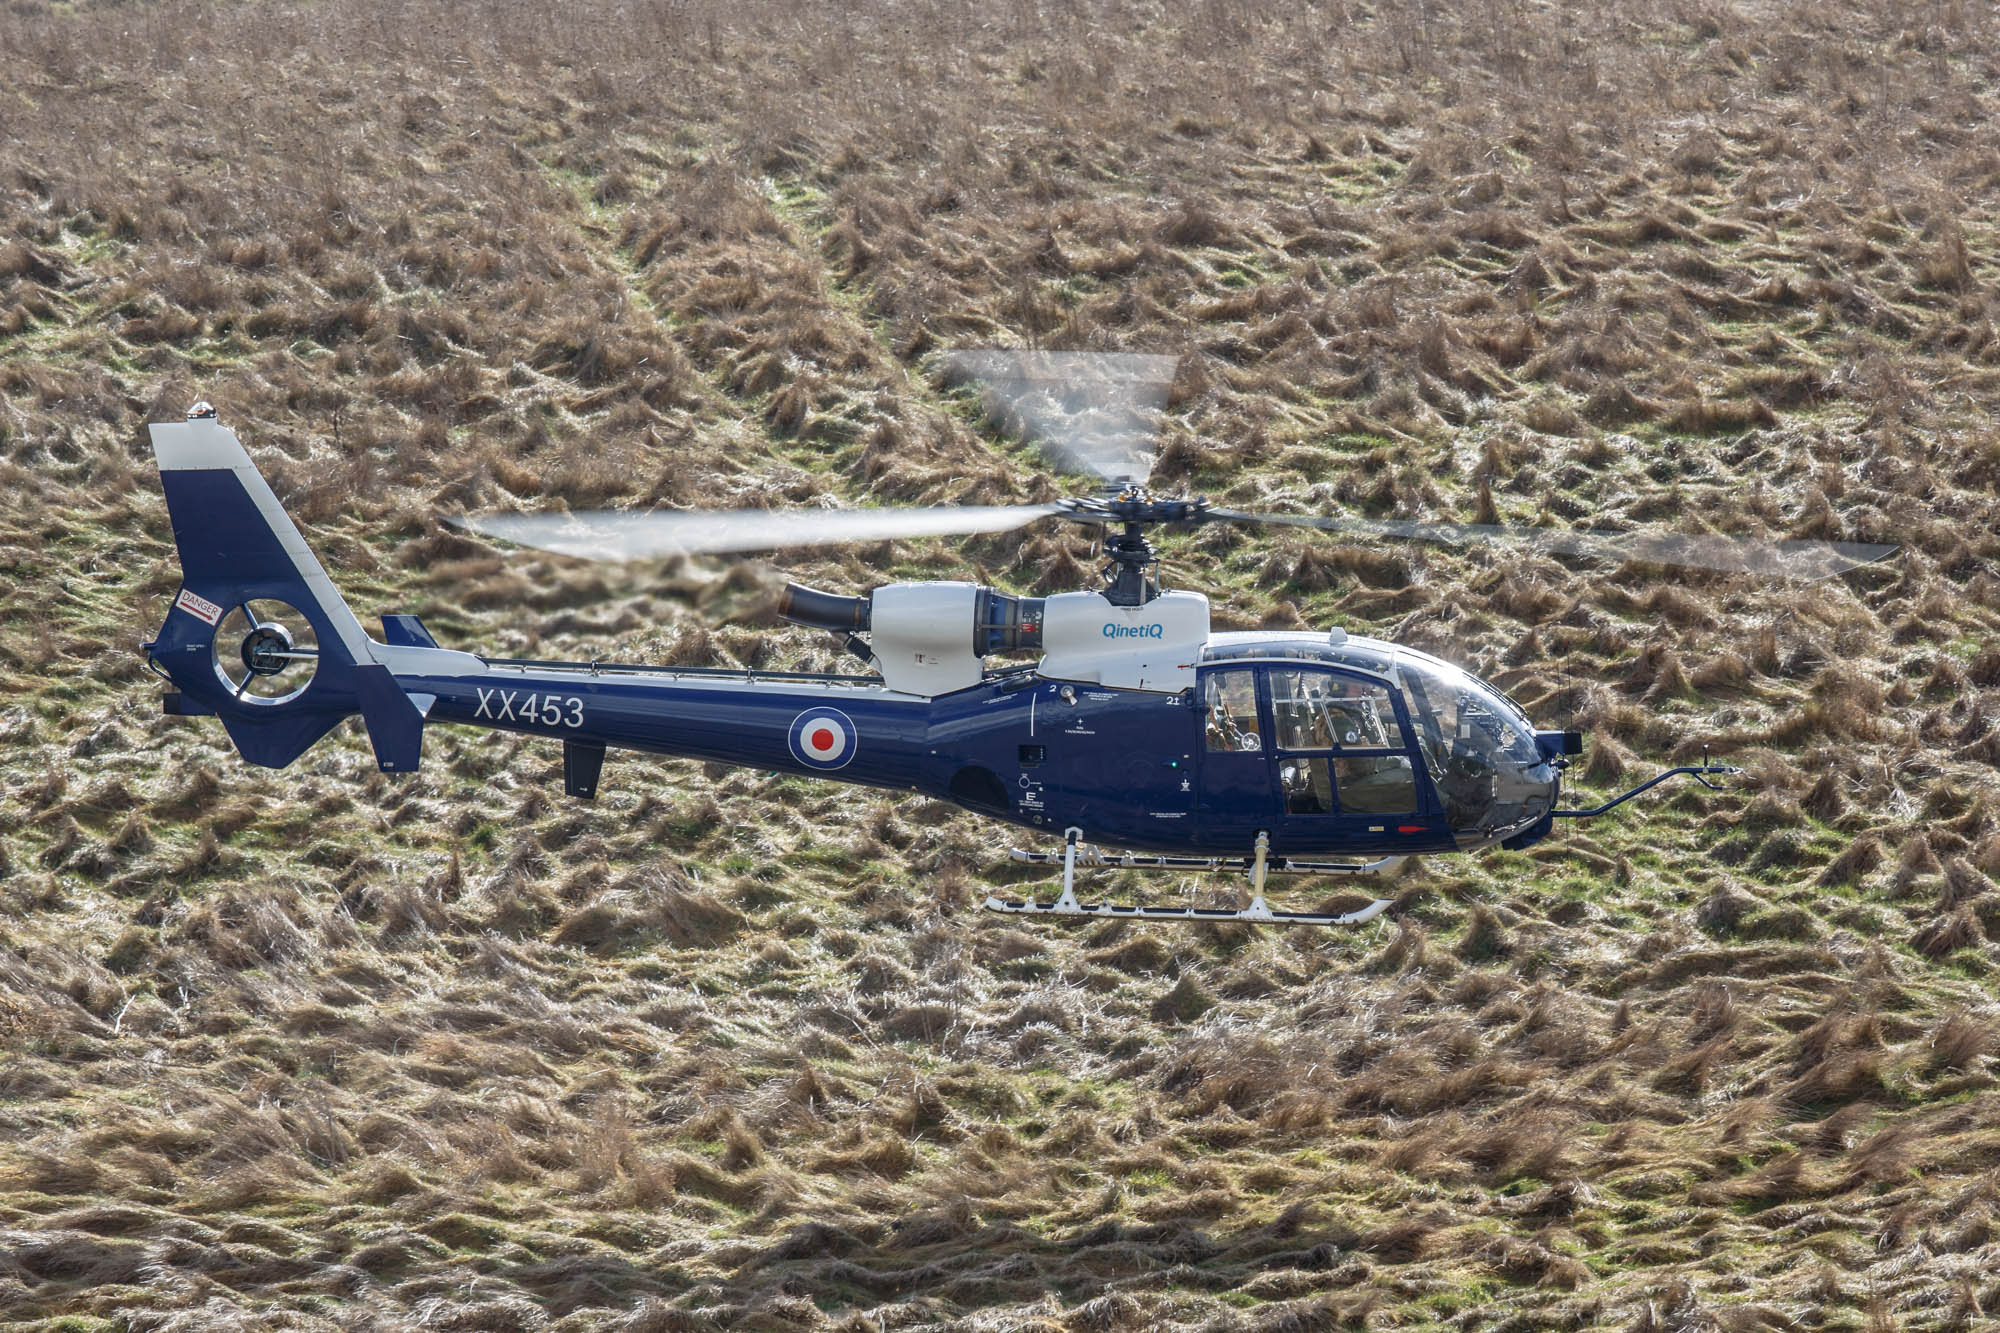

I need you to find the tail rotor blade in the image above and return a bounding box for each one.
[1206,509,1897,581]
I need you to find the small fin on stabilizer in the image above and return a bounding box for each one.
[983,894,1393,926]
[380,614,439,649]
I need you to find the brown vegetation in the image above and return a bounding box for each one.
[3,0,2000,1329]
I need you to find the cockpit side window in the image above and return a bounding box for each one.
[1202,669,1263,752]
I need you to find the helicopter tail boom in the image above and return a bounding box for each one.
[144,411,428,773]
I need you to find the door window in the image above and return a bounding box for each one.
[1269,670,1406,751]
[1203,669,1263,752]
[1279,757,1336,813]
[1333,755,1419,814]
[1278,752,1420,813]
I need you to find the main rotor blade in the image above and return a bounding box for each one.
[454,503,1062,562]
[945,349,1178,485]
[1206,509,1897,580]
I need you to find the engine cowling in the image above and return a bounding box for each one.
[777,583,872,633]
[1036,589,1207,692]
[780,580,1205,697]
[781,581,1045,696]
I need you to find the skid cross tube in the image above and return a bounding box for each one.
[1553,762,1741,819]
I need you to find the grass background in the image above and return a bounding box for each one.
[3,0,2000,1328]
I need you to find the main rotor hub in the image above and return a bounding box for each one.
[1052,489,1215,607]
[1055,489,1212,527]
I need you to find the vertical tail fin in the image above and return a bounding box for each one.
[146,413,424,771]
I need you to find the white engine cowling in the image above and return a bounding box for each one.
[868,582,987,695]
[1036,590,1208,692]
[845,582,1207,697]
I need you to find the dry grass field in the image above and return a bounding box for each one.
[4,0,2000,1328]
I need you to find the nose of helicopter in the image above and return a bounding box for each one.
[1428,740,1560,849]
[1480,752,1562,844]
[1395,650,1564,850]
[1440,751,1561,849]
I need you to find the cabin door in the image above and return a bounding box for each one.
[1194,667,1276,848]
[1263,666,1428,847]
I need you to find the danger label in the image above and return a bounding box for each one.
[175,587,223,625]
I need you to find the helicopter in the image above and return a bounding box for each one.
[141,354,1895,926]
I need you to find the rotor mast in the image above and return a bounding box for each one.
[1101,518,1158,606]
[1064,487,1210,607]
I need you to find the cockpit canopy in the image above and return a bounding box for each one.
[1201,632,1555,845]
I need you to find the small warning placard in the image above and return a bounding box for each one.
[175,587,224,626]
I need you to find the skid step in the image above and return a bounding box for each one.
[984,894,1393,926]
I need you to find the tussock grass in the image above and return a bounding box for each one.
[3,0,2000,1328]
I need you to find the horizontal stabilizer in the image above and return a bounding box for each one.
[161,691,213,717]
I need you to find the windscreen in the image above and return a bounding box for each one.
[1398,653,1549,836]
[1399,656,1540,772]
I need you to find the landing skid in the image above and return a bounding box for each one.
[1004,849,1405,876]
[985,829,1398,927]
[983,895,1393,926]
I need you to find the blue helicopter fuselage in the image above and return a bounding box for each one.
[141,415,1565,862]
[378,627,1562,859]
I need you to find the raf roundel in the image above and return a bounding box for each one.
[788,706,858,771]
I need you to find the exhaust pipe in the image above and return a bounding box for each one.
[778,582,871,633]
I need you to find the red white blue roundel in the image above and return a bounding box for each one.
[788,706,857,771]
